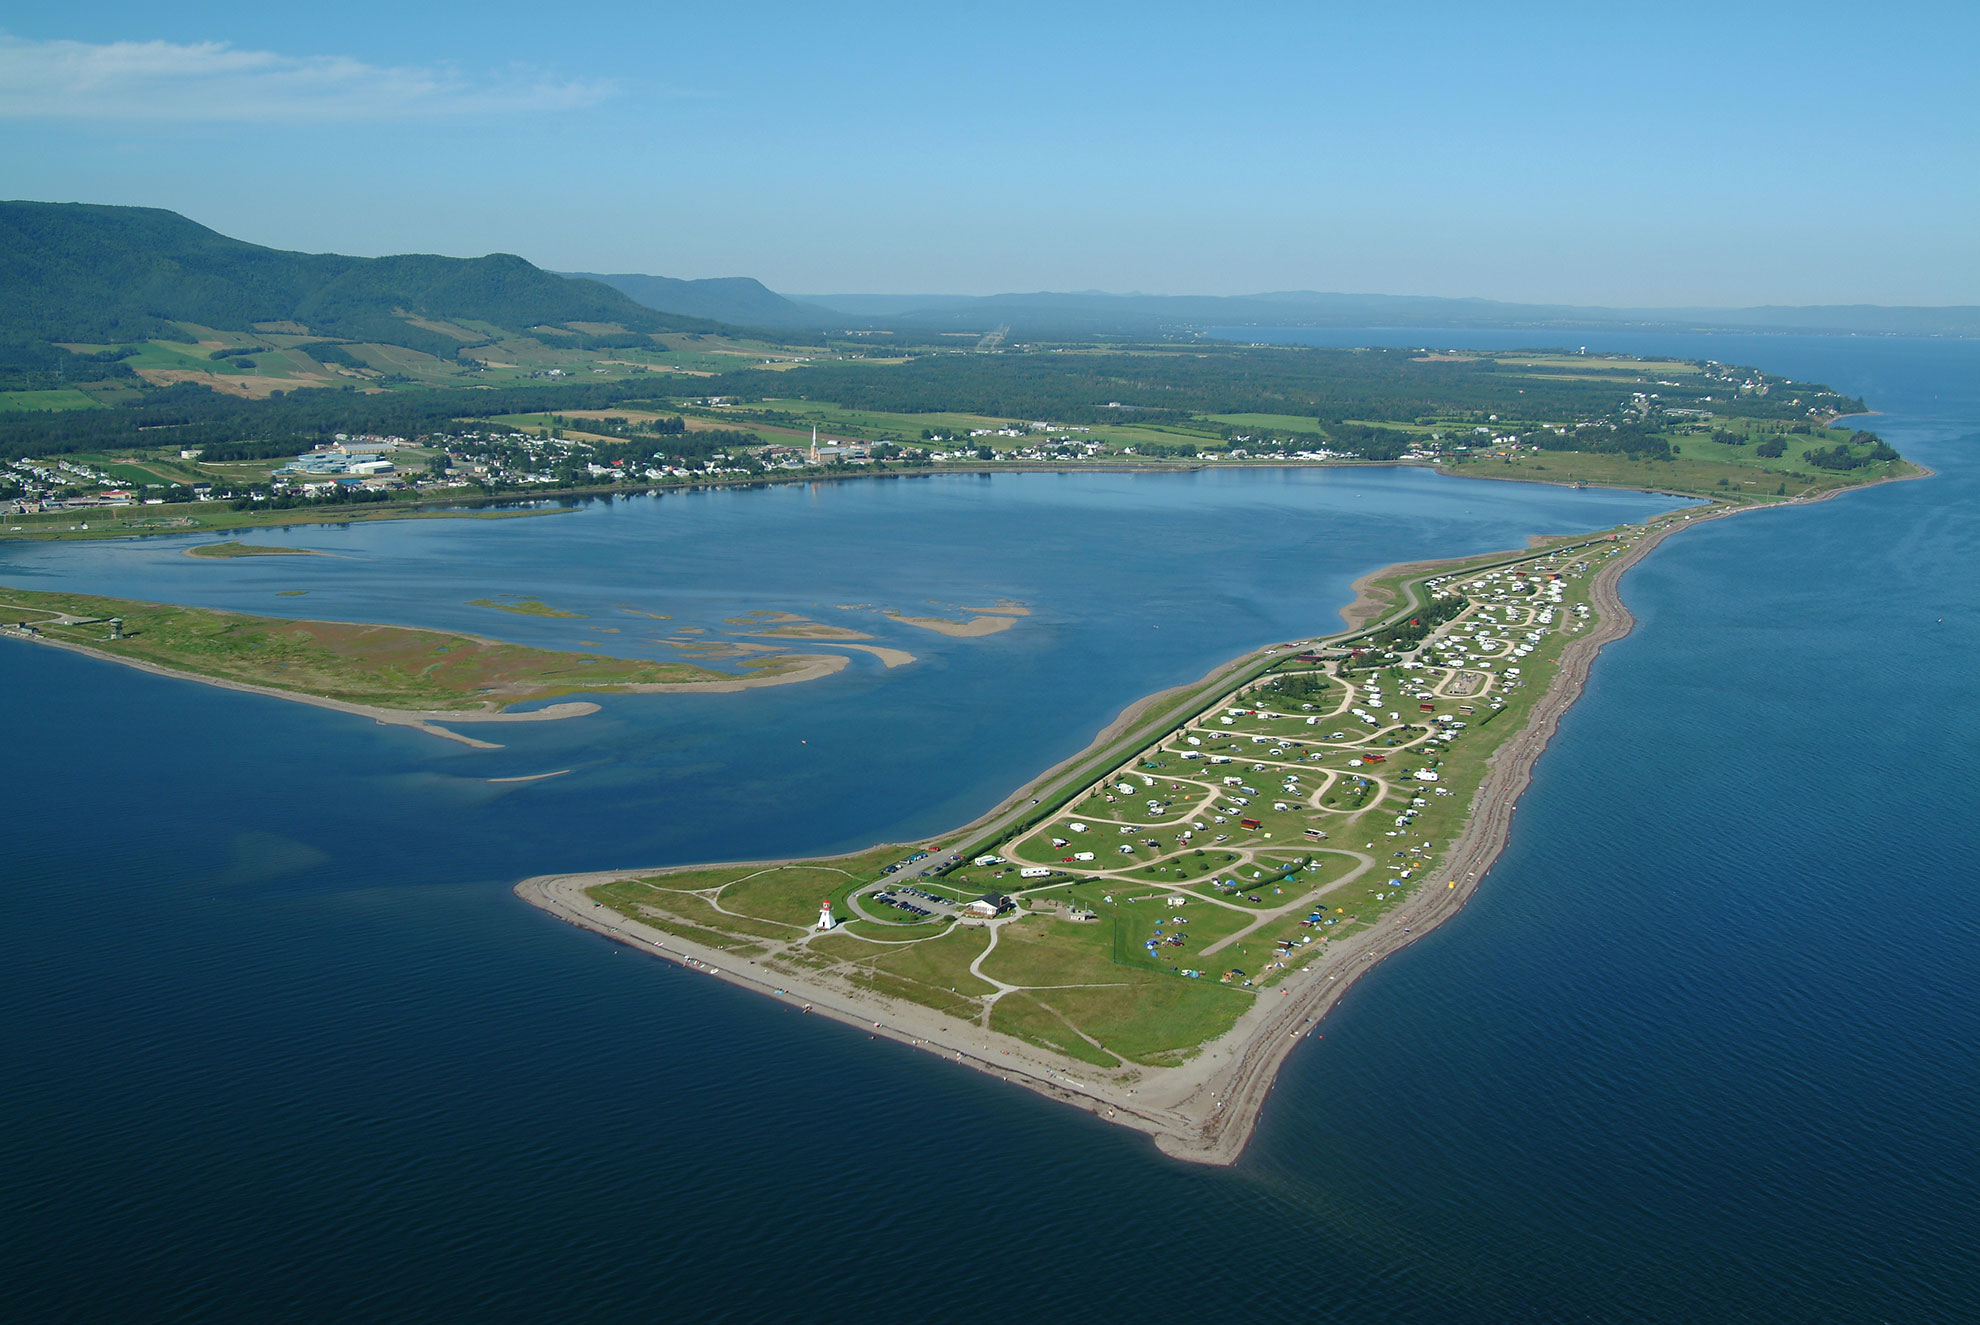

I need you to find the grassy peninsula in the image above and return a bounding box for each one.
[517,500,1800,1160]
[0,585,838,714]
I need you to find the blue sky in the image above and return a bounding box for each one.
[2,1,1974,304]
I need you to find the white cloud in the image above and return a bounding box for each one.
[0,34,616,122]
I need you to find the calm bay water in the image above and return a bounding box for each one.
[4,336,1976,1321]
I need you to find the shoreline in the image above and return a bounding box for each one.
[512,464,1932,1164]
[4,441,1907,547]
[0,628,854,747]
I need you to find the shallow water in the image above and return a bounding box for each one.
[3,337,1975,1321]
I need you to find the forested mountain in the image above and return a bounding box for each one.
[0,201,717,355]
[565,271,832,329]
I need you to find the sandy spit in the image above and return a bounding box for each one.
[0,633,850,745]
[824,642,918,668]
[511,470,1933,1164]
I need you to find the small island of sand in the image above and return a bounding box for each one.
[885,610,1020,637]
[185,542,323,559]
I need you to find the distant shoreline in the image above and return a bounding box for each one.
[3,448,1895,545]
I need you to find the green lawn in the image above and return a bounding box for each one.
[62,454,185,485]
[0,389,106,413]
[724,864,870,928]
[1206,412,1321,433]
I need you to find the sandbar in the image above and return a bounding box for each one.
[822,642,916,668]
[185,542,325,559]
[740,622,875,641]
[613,653,850,693]
[885,610,1020,637]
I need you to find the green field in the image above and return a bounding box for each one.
[746,398,1013,439]
[64,453,194,485]
[0,585,760,709]
[0,389,105,413]
[725,399,1238,455]
[1444,422,1912,499]
[47,326,695,396]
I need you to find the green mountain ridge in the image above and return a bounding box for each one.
[562,271,833,330]
[0,201,718,360]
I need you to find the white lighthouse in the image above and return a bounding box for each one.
[815,899,838,931]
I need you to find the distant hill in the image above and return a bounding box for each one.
[796,289,1980,339]
[0,201,718,360]
[565,271,834,330]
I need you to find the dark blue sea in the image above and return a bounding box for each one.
[4,333,1975,1321]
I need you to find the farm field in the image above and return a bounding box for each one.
[0,389,107,413]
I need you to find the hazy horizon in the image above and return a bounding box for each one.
[2,2,1974,306]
